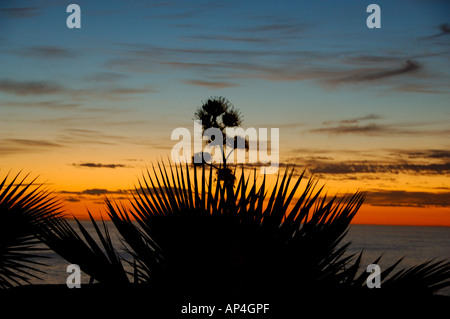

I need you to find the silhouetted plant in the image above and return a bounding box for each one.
[105,162,450,298]
[0,172,62,288]
[37,212,129,285]
[106,163,360,293]
[5,164,449,300]
[193,97,245,197]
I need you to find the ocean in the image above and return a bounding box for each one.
[26,222,450,296]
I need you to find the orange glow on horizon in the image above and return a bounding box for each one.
[63,196,450,227]
[13,160,445,227]
[352,204,450,227]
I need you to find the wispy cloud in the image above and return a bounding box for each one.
[5,138,62,148]
[338,114,383,124]
[427,23,450,39]
[87,72,129,83]
[282,146,450,178]
[393,83,450,95]
[0,138,63,155]
[1,100,81,109]
[0,146,23,156]
[14,46,76,59]
[57,128,133,147]
[189,34,275,44]
[0,78,156,99]
[342,55,403,65]
[239,22,308,37]
[0,7,41,18]
[309,162,450,175]
[59,188,131,203]
[327,60,421,85]
[61,189,130,196]
[310,115,449,136]
[183,79,238,89]
[395,149,450,160]
[105,39,439,95]
[312,124,450,136]
[72,163,131,169]
[364,190,450,207]
[0,79,65,96]
[310,123,394,136]
[64,197,81,203]
[102,87,156,95]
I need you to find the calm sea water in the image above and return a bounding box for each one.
[27,222,450,295]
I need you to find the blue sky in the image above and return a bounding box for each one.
[0,0,449,223]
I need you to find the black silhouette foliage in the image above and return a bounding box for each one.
[0,172,62,288]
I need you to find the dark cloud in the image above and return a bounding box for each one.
[309,162,450,175]
[14,46,76,59]
[309,121,449,136]
[107,42,318,78]
[0,79,66,96]
[310,123,394,136]
[2,138,62,148]
[306,156,334,161]
[0,138,63,155]
[0,146,23,155]
[398,149,450,160]
[56,129,131,147]
[143,46,275,59]
[329,60,421,84]
[1,100,81,109]
[72,163,130,169]
[339,114,383,124]
[342,55,403,65]
[61,189,129,196]
[321,114,383,126]
[108,42,431,93]
[88,72,129,83]
[239,23,307,36]
[393,83,448,94]
[0,7,41,18]
[102,87,157,95]
[190,35,274,44]
[81,189,127,196]
[183,80,238,89]
[0,79,156,99]
[11,182,52,187]
[364,190,450,207]
[428,23,450,39]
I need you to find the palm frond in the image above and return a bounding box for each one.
[104,162,365,294]
[0,172,63,288]
[383,259,450,295]
[37,212,129,285]
[102,161,450,297]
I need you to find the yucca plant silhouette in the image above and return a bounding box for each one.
[194,96,244,200]
[0,172,62,288]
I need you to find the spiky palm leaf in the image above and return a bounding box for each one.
[9,160,443,299]
[105,162,450,298]
[37,212,129,285]
[0,172,62,288]
[383,259,450,294]
[106,162,365,295]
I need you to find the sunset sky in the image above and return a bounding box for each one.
[1,0,449,225]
